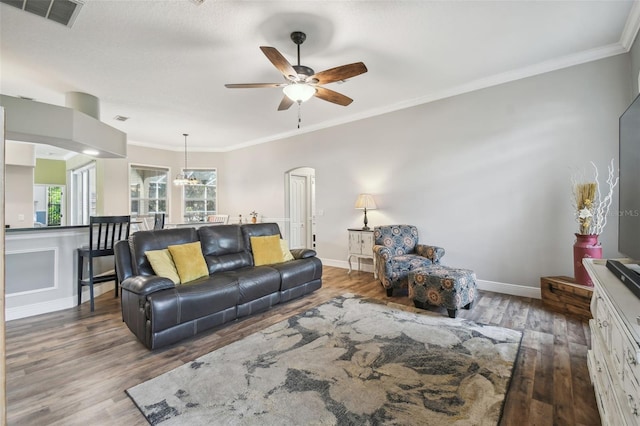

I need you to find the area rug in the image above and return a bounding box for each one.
[127,294,522,425]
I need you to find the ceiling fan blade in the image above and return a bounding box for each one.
[308,62,368,85]
[260,46,298,80]
[314,87,353,106]
[225,83,285,88]
[278,96,295,111]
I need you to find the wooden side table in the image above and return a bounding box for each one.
[347,228,376,278]
[540,276,593,321]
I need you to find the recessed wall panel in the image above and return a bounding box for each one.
[6,249,57,295]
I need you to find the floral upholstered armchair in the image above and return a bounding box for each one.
[373,225,445,296]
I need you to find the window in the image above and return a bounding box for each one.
[182,169,217,223]
[70,162,96,225]
[34,185,65,226]
[130,165,169,219]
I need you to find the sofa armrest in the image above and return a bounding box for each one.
[114,240,133,283]
[372,245,392,259]
[290,248,317,259]
[121,275,175,296]
[416,244,445,263]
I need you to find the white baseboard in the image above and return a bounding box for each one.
[476,279,541,299]
[321,258,375,274]
[5,282,115,321]
[320,258,541,299]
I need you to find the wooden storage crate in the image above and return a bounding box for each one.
[540,276,593,321]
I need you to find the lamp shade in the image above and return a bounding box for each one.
[354,193,377,210]
[283,83,316,103]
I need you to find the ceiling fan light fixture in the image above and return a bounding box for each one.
[283,83,316,103]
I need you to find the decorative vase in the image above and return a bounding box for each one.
[573,233,602,286]
[251,217,257,224]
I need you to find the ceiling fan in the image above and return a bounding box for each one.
[225,31,367,111]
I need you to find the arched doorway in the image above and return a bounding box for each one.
[284,167,316,250]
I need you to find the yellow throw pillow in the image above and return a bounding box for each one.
[280,239,295,262]
[167,242,209,283]
[251,235,284,266]
[145,249,181,284]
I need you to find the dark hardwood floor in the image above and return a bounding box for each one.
[5,266,600,425]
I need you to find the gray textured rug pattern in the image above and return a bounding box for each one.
[127,294,522,425]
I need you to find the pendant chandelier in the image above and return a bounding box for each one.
[173,133,198,186]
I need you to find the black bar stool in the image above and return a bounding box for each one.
[77,215,130,311]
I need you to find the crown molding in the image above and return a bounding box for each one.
[620,1,640,51]
[129,41,628,154]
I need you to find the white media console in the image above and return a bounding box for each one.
[585,259,640,425]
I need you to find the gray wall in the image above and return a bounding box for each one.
[631,31,640,96]
[219,54,631,289]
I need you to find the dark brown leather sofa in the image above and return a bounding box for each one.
[114,223,322,349]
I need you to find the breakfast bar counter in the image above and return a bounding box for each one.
[5,226,96,320]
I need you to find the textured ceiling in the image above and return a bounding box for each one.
[1,1,638,152]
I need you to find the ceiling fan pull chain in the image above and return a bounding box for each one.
[297,102,302,129]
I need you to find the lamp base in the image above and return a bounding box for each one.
[362,208,370,231]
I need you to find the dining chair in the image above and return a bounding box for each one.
[207,214,229,224]
[153,212,166,230]
[77,215,131,312]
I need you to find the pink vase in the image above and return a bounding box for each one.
[573,234,602,286]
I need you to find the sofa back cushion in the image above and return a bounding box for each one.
[198,224,252,273]
[129,228,199,276]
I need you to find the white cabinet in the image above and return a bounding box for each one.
[585,259,640,426]
[347,228,376,278]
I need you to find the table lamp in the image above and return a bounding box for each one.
[354,193,377,230]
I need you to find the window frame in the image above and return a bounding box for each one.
[70,161,96,225]
[180,168,217,223]
[128,163,170,222]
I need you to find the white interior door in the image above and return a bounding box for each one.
[289,174,307,249]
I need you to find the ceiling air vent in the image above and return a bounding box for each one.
[1,0,84,27]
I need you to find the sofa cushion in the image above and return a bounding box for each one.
[145,249,181,284]
[130,228,199,276]
[270,257,323,291]
[228,266,281,304]
[148,274,239,332]
[199,224,252,273]
[168,242,209,283]
[250,235,284,266]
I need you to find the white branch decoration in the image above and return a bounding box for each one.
[570,159,618,235]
